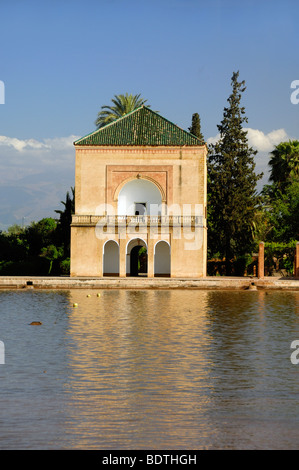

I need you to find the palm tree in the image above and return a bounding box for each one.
[269,140,299,188]
[95,93,149,128]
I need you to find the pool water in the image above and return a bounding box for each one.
[0,288,298,449]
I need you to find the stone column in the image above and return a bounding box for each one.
[119,237,127,278]
[295,242,299,278]
[258,242,264,279]
[147,237,154,278]
[98,238,104,277]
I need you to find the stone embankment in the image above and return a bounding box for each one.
[0,276,298,290]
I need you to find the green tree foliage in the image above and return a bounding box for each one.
[0,227,27,262]
[260,144,299,244]
[208,71,262,273]
[40,244,63,274]
[55,186,75,257]
[249,140,298,275]
[95,93,149,129]
[6,224,23,235]
[269,140,299,189]
[188,112,204,142]
[0,218,58,275]
[0,187,74,275]
[264,182,299,242]
[264,241,297,276]
[25,218,57,256]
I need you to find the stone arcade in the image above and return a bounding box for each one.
[70,106,207,278]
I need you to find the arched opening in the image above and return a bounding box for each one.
[126,238,147,277]
[118,178,163,216]
[103,240,119,276]
[154,241,171,277]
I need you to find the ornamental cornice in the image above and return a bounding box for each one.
[75,146,202,155]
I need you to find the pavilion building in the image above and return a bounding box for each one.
[70,106,207,278]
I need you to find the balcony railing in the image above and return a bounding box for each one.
[71,215,203,226]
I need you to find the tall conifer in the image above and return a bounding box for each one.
[208,71,262,273]
[189,112,204,142]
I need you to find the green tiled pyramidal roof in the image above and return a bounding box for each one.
[74,106,204,146]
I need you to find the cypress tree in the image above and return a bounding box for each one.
[208,71,262,274]
[55,187,75,257]
[189,112,204,142]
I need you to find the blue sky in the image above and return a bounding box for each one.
[0,0,298,228]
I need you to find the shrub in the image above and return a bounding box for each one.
[264,241,297,276]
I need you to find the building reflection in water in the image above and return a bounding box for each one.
[62,289,299,449]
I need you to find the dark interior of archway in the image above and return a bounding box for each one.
[130,246,147,276]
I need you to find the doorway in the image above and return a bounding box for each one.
[134,202,147,215]
[127,239,148,277]
[154,241,170,277]
[103,240,119,276]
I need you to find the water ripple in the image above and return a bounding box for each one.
[0,289,298,449]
